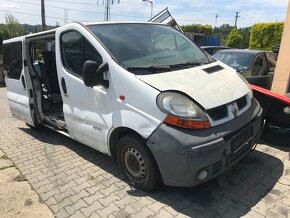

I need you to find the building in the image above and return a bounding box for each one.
[272,0,290,94]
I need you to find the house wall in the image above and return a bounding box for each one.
[272,0,290,94]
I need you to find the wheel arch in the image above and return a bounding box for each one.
[109,127,145,161]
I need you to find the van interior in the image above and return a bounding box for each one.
[29,37,66,131]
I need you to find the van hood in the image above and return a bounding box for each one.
[137,63,250,110]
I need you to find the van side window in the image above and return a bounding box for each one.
[30,41,47,78]
[61,31,102,78]
[3,41,23,80]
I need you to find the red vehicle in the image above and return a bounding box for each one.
[251,85,290,147]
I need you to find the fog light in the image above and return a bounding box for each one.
[197,169,208,181]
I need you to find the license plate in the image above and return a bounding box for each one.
[231,127,253,153]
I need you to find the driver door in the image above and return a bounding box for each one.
[57,30,110,153]
[246,53,273,90]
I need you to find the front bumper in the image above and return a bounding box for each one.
[147,98,263,187]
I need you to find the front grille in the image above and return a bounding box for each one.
[207,105,228,121]
[207,94,249,123]
[236,95,247,110]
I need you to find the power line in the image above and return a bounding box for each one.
[178,19,235,22]
[5,0,107,14]
[5,0,147,18]
[0,9,89,22]
[27,0,100,5]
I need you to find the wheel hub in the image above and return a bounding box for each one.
[124,147,147,181]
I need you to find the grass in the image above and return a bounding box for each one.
[13,174,27,182]
[24,199,33,206]
[0,165,14,170]
[0,153,27,182]
[0,155,8,160]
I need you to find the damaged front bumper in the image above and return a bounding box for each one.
[147,98,263,187]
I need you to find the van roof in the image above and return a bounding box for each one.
[3,28,56,44]
[84,21,167,25]
[3,21,167,43]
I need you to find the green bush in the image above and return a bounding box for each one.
[249,22,284,50]
[225,28,243,48]
[181,24,213,35]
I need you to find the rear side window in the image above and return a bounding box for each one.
[60,31,102,78]
[3,41,23,80]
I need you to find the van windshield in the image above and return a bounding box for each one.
[88,23,210,74]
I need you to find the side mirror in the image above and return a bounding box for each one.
[83,61,109,88]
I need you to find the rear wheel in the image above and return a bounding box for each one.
[116,134,162,191]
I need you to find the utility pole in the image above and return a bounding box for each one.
[41,0,47,31]
[102,0,120,21]
[215,14,218,28]
[64,8,68,24]
[234,11,240,28]
[104,0,110,21]
[143,0,153,19]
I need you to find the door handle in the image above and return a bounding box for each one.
[21,75,26,89]
[61,77,68,96]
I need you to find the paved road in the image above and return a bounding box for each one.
[0,87,290,218]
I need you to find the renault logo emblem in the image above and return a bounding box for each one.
[232,103,238,117]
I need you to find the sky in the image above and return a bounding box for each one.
[0,0,288,28]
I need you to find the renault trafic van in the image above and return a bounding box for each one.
[3,22,263,191]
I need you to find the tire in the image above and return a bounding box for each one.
[267,102,290,128]
[261,120,290,147]
[116,134,162,191]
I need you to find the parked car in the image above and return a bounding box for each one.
[213,49,277,90]
[201,46,231,55]
[3,22,263,191]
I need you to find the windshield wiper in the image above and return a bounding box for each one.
[170,61,209,70]
[127,65,171,75]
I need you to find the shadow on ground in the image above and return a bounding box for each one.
[20,126,284,218]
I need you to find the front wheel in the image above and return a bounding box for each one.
[116,134,162,191]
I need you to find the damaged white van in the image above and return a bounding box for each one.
[3,22,263,191]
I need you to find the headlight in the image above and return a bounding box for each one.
[157,92,211,129]
[157,92,207,119]
[237,74,253,99]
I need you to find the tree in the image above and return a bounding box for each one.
[5,14,25,38]
[0,24,9,46]
[213,24,234,42]
[181,24,213,35]
[249,22,284,50]
[225,28,243,48]
[238,27,251,49]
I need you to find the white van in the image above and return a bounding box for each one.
[3,22,263,191]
